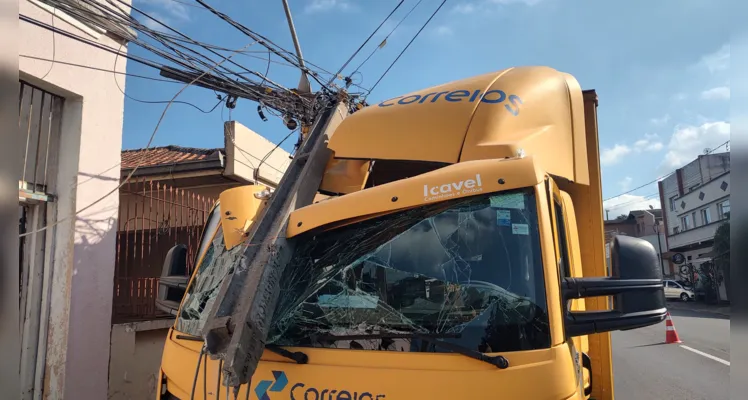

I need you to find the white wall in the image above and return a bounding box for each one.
[224,121,291,187]
[668,173,729,250]
[19,1,130,398]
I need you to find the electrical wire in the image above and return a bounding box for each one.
[190,345,207,400]
[40,8,56,80]
[113,43,225,114]
[602,140,731,201]
[252,128,299,184]
[367,0,448,95]
[19,38,257,237]
[350,0,424,80]
[19,54,181,83]
[329,0,404,86]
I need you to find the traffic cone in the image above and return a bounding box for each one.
[665,312,682,344]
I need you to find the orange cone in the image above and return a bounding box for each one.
[665,312,682,344]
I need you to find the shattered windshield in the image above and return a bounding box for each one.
[268,188,550,354]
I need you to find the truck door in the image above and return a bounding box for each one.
[547,177,592,397]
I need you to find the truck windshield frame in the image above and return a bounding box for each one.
[174,188,551,355]
[268,187,551,354]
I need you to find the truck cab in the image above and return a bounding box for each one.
[156,66,667,400]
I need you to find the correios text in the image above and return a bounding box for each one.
[377,89,523,116]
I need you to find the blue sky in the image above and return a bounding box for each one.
[122,0,734,216]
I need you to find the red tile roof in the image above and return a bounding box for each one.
[121,145,223,169]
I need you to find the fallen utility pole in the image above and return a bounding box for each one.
[203,96,349,387]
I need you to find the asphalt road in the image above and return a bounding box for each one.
[612,303,730,400]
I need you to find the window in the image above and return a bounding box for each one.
[673,226,680,234]
[692,212,698,228]
[268,189,551,353]
[669,196,677,211]
[681,215,690,230]
[701,208,712,225]
[718,200,730,220]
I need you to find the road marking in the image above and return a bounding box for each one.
[680,345,730,366]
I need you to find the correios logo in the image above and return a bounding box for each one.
[255,370,385,400]
[377,89,523,116]
[255,371,288,400]
[423,174,483,202]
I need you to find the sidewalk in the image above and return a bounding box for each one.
[667,300,731,317]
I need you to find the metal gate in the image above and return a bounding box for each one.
[112,177,215,322]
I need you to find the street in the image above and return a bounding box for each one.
[612,303,730,400]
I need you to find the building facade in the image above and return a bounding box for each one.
[658,152,730,297]
[18,0,132,398]
[604,209,668,275]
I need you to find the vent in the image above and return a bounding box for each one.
[720,181,728,191]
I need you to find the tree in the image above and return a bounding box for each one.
[712,220,730,302]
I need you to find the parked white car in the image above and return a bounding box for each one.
[663,279,695,302]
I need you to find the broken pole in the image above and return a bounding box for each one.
[202,96,350,387]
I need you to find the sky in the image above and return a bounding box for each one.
[121,0,735,217]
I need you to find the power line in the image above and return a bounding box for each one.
[350,0,424,80]
[368,0,448,95]
[19,54,179,83]
[602,140,731,201]
[329,0,404,86]
[19,39,257,238]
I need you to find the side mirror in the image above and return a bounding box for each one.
[562,235,667,337]
[155,244,189,316]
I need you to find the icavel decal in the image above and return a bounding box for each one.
[377,89,523,116]
[423,174,483,202]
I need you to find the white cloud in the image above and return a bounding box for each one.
[453,3,477,13]
[451,0,543,13]
[650,114,670,126]
[433,25,454,36]
[141,13,171,32]
[633,133,664,153]
[700,86,730,100]
[600,144,632,166]
[304,0,353,13]
[700,44,730,74]
[603,194,662,218]
[139,0,191,23]
[661,121,730,170]
[618,176,633,191]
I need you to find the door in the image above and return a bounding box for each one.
[547,177,592,396]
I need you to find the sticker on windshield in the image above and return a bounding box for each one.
[511,223,529,235]
[496,209,511,226]
[490,193,526,209]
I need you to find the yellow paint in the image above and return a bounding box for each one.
[219,185,269,250]
[288,156,544,237]
[160,328,585,400]
[159,67,616,400]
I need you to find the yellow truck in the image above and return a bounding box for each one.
[155,66,667,400]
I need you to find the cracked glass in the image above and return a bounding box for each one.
[175,188,551,355]
[268,188,550,354]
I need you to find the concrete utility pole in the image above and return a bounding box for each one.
[202,98,349,388]
[281,0,311,95]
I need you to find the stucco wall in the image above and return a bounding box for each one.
[19,1,130,398]
[108,320,173,400]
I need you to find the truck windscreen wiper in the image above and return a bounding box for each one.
[316,332,509,369]
[175,334,308,364]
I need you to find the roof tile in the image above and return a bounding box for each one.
[121,145,223,169]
